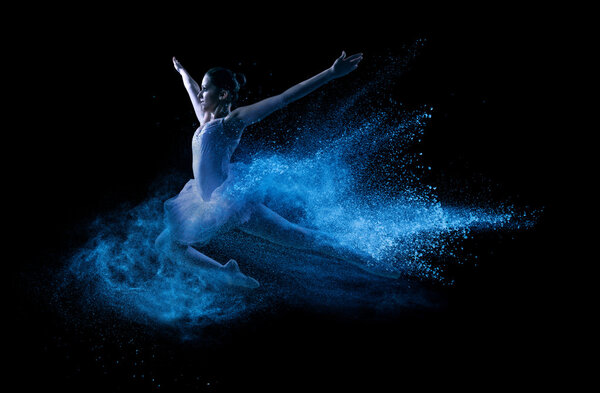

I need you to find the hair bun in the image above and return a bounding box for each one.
[234,72,247,89]
[205,67,246,103]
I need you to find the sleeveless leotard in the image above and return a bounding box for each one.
[192,118,238,201]
[164,118,261,246]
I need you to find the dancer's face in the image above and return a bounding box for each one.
[200,74,228,114]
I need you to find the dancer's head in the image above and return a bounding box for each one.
[201,67,246,115]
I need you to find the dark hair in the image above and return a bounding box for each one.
[205,67,246,104]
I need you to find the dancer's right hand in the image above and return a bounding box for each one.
[173,56,184,73]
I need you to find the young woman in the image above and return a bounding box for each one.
[155,51,394,288]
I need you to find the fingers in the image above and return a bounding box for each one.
[339,51,363,64]
[346,52,363,60]
[346,54,363,65]
[173,57,183,71]
[338,51,364,58]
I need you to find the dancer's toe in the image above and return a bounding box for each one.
[233,273,260,288]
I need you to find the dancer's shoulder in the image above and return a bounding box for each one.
[223,112,246,140]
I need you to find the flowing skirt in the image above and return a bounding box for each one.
[164,162,263,247]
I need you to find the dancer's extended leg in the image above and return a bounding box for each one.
[238,204,399,278]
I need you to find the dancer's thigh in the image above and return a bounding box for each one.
[238,203,313,248]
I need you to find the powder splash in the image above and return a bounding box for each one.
[59,42,537,337]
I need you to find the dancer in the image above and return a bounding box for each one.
[155,51,395,288]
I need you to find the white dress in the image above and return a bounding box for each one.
[164,118,262,246]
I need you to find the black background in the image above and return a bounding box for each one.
[11,9,569,392]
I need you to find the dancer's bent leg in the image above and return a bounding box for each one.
[154,228,259,288]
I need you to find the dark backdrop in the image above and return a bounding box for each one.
[11,11,565,392]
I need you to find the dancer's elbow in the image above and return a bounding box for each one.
[229,95,286,126]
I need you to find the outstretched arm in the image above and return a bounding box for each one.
[227,51,363,128]
[173,57,211,125]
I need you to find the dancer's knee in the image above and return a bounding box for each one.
[155,229,173,252]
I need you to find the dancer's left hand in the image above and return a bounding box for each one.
[330,51,363,78]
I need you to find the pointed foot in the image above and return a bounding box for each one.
[221,259,259,289]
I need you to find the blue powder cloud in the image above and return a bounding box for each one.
[59,42,537,338]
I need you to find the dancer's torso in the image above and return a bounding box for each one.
[192,118,241,201]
